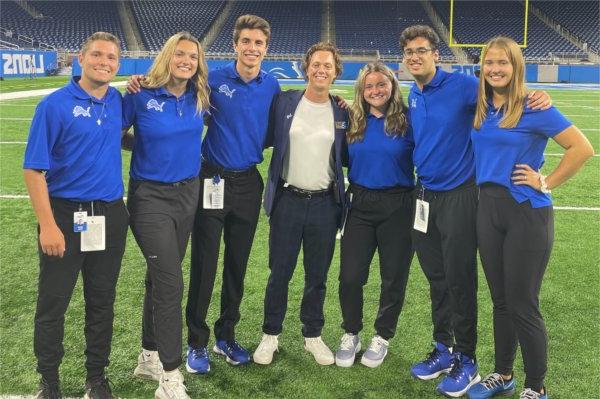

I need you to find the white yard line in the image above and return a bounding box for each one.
[0,81,126,101]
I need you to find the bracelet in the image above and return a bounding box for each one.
[539,174,551,194]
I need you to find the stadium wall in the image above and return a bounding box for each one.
[4,52,597,84]
[0,50,57,78]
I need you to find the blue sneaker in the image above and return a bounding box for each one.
[468,373,516,398]
[213,340,251,365]
[411,342,454,380]
[186,346,210,374]
[437,353,481,397]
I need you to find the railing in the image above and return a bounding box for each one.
[0,39,20,49]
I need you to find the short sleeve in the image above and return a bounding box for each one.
[122,92,137,130]
[529,106,572,138]
[23,99,62,171]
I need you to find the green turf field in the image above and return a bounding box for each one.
[0,77,598,398]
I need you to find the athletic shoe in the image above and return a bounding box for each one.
[186,346,210,374]
[467,373,516,398]
[360,335,389,368]
[335,333,361,367]
[253,334,279,365]
[35,378,61,399]
[133,349,163,381]
[304,336,335,365]
[213,340,251,365]
[155,369,189,399]
[410,342,454,380]
[437,353,481,397]
[519,388,547,399]
[83,376,115,399]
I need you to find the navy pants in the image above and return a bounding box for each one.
[262,190,340,337]
[34,198,128,383]
[477,184,553,392]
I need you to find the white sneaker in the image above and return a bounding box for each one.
[253,334,279,365]
[304,336,334,365]
[360,335,389,368]
[134,349,163,381]
[335,333,361,367]
[155,369,189,399]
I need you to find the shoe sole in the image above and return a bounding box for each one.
[360,351,387,368]
[411,367,452,381]
[185,361,210,374]
[335,342,361,367]
[304,345,334,365]
[134,367,161,382]
[252,353,274,365]
[212,345,249,366]
[437,374,482,398]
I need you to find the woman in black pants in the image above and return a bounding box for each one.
[467,37,593,399]
[335,62,414,368]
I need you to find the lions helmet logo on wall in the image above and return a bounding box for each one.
[72,105,91,118]
[219,84,236,98]
[146,99,165,112]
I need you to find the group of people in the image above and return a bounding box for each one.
[23,13,593,399]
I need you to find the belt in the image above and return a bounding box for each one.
[131,177,197,187]
[282,183,333,199]
[202,161,256,178]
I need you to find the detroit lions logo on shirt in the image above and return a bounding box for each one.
[146,99,165,112]
[411,98,417,109]
[218,84,236,98]
[72,105,91,118]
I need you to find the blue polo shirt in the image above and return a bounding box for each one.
[472,103,572,208]
[201,61,280,170]
[123,86,205,183]
[408,67,478,191]
[348,114,415,189]
[23,77,123,202]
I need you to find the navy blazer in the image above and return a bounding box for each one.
[263,89,348,227]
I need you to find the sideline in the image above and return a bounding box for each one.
[0,81,127,101]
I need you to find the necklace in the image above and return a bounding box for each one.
[175,95,184,117]
[90,100,106,125]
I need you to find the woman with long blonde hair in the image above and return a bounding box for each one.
[335,61,414,369]
[122,31,209,399]
[468,37,593,399]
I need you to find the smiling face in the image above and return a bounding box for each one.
[363,71,393,116]
[306,50,336,92]
[169,39,199,83]
[402,36,438,84]
[78,39,119,86]
[233,28,268,70]
[483,46,514,93]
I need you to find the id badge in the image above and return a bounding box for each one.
[73,211,88,232]
[413,199,429,233]
[81,216,106,252]
[203,177,225,209]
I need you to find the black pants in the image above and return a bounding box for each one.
[34,197,128,383]
[186,165,263,348]
[339,184,414,340]
[477,184,553,392]
[412,180,478,358]
[262,189,340,337]
[128,178,199,371]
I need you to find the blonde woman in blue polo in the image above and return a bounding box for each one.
[467,37,593,399]
[122,32,209,399]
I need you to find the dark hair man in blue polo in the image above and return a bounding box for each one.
[23,32,128,399]
[399,25,552,398]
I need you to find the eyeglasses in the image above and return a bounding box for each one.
[403,48,433,58]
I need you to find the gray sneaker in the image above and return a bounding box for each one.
[360,335,389,368]
[335,333,361,367]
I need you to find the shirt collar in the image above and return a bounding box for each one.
[425,66,445,88]
[153,82,194,98]
[67,76,109,103]
[226,60,265,83]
